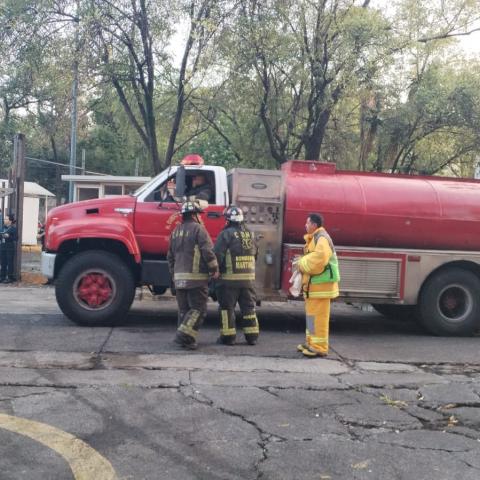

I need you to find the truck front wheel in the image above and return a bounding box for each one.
[56,251,135,326]
[418,268,480,336]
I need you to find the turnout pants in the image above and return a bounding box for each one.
[305,298,330,355]
[216,285,259,345]
[175,287,208,345]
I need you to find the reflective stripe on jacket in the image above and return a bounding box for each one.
[167,218,218,289]
[298,227,339,299]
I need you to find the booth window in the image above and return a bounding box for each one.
[104,185,123,196]
[77,187,99,201]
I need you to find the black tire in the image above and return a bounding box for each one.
[418,267,480,336]
[371,304,418,321]
[55,250,135,326]
[152,286,167,295]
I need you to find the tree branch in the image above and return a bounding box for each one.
[418,27,480,43]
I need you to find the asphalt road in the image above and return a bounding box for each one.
[0,285,479,480]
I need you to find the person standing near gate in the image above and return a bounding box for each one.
[0,214,18,284]
[168,201,219,350]
[297,213,340,358]
[214,205,259,346]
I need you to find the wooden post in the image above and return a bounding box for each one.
[0,181,5,230]
[12,134,25,281]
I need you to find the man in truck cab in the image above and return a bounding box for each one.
[297,213,340,358]
[213,205,259,346]
[186,172,212,206]
[178,153,213,207]
[158,172,212,205]
[168,201,219,350]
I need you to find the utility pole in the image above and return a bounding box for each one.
[11,134,25,281]
[81,148,86,174]
[474,156,480,179]
[0,181,5,231]
[69,8,80,202]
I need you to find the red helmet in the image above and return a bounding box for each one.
[181,154,204,166]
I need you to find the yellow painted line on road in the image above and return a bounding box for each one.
[0,413,117,480]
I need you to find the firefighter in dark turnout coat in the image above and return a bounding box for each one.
[214,206,259,345]
[168,201,219,349]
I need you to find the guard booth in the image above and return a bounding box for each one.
[61,175,150,202]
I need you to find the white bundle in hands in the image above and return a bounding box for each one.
[289,256,303,297]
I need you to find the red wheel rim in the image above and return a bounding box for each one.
[73,271,116,310]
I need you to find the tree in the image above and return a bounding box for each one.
[86,0,167,173]
[376,62,480,174]
[0,0,43,172]
[87,0,232,173]
[368,0,480,174]
[2,0,480,186]
[0,0,83,181]
[222,0,390,166]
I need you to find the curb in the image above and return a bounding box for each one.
[21,245,42,253]
[19,271,48,286]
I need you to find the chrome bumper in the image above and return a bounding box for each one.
[41,252,56,279]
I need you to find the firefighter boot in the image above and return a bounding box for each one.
[300,346,327,358]
[219,309,236,345]
[176,308,203,350]
[173,331,198,350]
[216,336,235,346]
[242,313,259,345]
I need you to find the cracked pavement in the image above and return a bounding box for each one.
[0,286,480,479]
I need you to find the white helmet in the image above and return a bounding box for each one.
[181,201,203,214]
[224,205,244,223]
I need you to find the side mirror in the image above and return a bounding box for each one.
[175,166,186,197]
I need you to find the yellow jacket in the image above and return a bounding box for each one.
[298,227,339,299]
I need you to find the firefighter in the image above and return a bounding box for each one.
[297,213,340,358]
[168,201,219,350]
[214,205,259,345]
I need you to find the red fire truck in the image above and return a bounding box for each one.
[42,157,480,336]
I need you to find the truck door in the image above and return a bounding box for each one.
[134,169,225,255]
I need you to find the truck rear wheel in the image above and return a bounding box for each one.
[418,268,480,336]
[371,304,418,321]
[56,251,135,326]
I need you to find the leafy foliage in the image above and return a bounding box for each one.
[0,0,480,201]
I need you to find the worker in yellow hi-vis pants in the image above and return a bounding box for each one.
[297,213,340,358]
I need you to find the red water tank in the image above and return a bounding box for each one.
[282,160,480,251]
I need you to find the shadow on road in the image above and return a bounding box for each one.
[119,300,425,337]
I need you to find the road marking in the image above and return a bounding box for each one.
[0,413,117,480]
